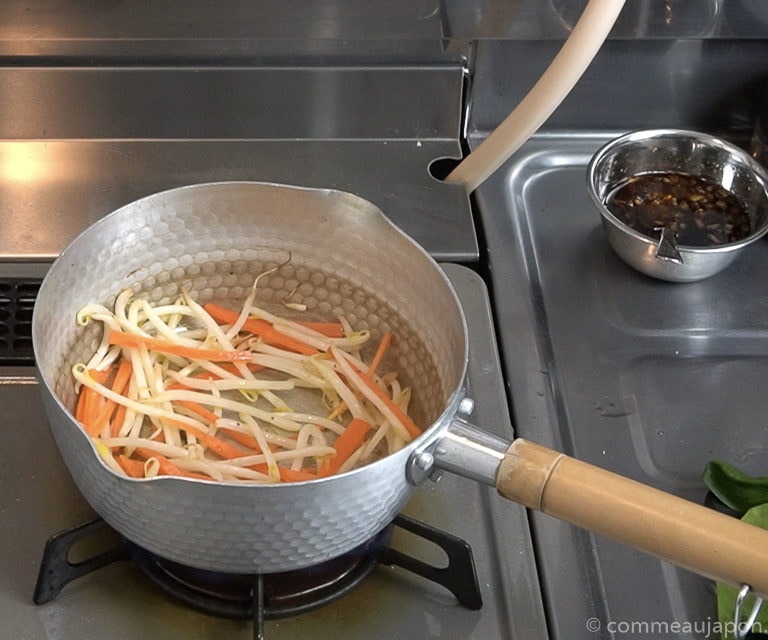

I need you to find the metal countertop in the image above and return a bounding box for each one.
[0,65,474,263]
[475,132,768,639]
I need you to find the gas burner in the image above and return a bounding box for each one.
[34,514,482,640]
[133,526,392,620]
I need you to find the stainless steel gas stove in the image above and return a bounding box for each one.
[2,2,768,639]
[0,4,545,639]
[2,263,546,640]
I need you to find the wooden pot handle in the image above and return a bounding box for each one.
[497,439,768,598]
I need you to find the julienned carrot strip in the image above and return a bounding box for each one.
[148,390,268,454]
[224,362,265,373]
[111,359,133,393]
[203,303,317,356]
[164,416,252,460]
[75,385,88,423]
[328,331,392,420]
[133,448,210,480]
[367,331,392,375]
[80,369,112,436]
[75,370,104,424]
[348,362,421,439]
[201,302,239,323]
[175,398,220,425]
[108,360,133,434]
[170,400,268,453]
[85,392,106,435]
[327,418,371,474]
[92,359,133,437]
[244,319,319,356]
[296,321,345,338]
[107,329,254,362]
[194,430,251,460]
[87,398,113,436]
[326,332,391,421]
[116,454,146,478]
[111,403,127,437]
[278,466,319,482]
[317,459,332,477]
[81,387,102,436]
[215,304,318,355]
[217,427,264,451]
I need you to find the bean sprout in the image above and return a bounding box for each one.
[71,278,421,483]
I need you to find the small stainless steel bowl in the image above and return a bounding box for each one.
[587,129,768,282]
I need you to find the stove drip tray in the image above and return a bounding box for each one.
[34,514,482,640]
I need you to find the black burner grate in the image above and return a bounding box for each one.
[34,515,482,640]
[0,278,41,364]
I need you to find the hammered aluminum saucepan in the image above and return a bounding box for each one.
[32,182,768,595]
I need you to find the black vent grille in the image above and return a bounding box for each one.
[0,278,41,364]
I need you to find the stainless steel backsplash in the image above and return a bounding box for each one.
[1,1,766,142]
[0,1,765,62]
[468,38,768,137]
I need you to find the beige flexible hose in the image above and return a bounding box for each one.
[445,0,626,193]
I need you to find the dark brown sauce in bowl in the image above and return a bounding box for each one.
[605,172,751,246]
